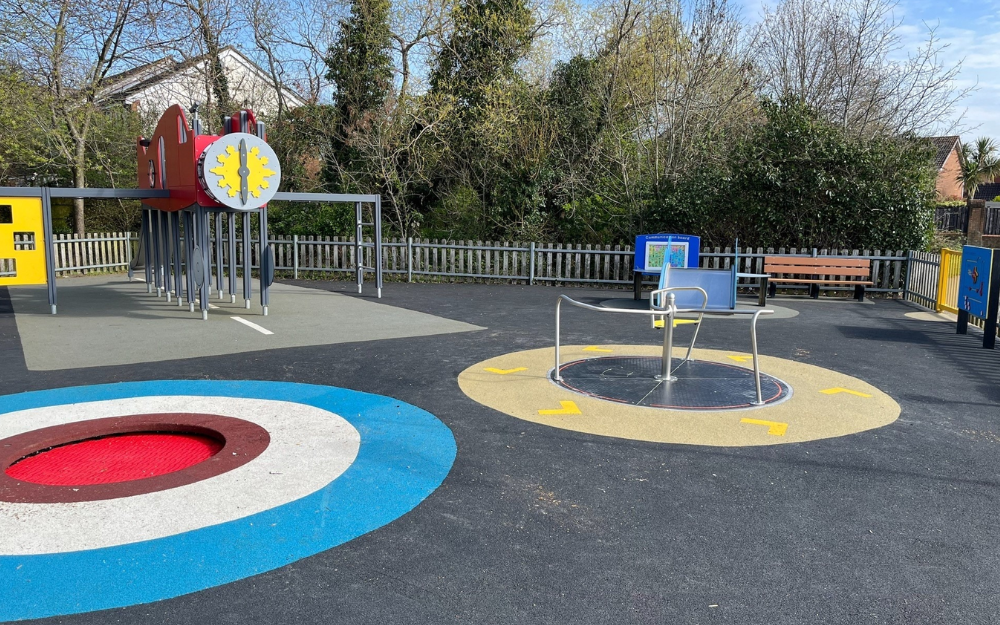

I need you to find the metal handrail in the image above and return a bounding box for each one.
[554,294,773,405]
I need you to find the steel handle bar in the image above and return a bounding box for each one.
[554,294,773,405]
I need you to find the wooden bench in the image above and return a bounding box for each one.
[764,256,873,301]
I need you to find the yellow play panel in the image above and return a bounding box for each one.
[0,197,47,286]
[459,345,900,447]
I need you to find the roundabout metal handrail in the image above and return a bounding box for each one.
[555,293,774,405]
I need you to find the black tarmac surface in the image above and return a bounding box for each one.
[2,280,1000,624]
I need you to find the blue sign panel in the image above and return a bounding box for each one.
[958,245,993,319]
[634,234,700,273]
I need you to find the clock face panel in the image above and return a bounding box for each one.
[199,133,282,210]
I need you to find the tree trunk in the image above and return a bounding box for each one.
[73,141,87,235]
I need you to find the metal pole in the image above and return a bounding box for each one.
[242,211,252,309]
[199,206,210,320]
[172,210,183,306]
[153,210,163,296]
[407,237,413,283]
[903,251,912,301]
[126,232,133,281]
[184,210,196,313]
[215,211,224,299]
[529,242,536,285]
[259,206,269,316]
[355,201,363,293]
[659,293,677,381]
[41,187,57,315]
[554,297,562,381]
[293,234,299,280]
[228,212,237,303]
[375,197,383,298]
[142,209,153,292]
[751,312,764,404]
[163,211,173,302]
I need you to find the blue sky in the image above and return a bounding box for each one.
[740,0,1000,140]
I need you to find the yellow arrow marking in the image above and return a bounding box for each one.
[484,367,527,375]
[539,401,582,415]
[727,355,752,363]
[740,418,788,436]
[819,387,872,398]
[583,346,613,352]
[653,319,699,328]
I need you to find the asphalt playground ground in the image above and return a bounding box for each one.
[2,275,1000,624]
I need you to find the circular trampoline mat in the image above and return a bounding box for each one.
[555,357,790,410]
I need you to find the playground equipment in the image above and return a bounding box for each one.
[556,250,774,405]
[0,105,384,318]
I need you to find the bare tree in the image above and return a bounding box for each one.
[0,0,157,233]
[754,0,970,136]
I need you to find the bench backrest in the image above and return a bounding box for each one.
[656,264,737,309]
[764,256,871,277]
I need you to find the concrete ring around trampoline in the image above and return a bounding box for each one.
[458,345,899,447]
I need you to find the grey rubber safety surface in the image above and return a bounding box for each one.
[555,356,791,409]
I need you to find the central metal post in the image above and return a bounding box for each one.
[658,293,677,382]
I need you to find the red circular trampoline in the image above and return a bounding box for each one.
[6,432,224,486]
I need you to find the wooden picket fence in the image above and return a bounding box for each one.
[51,233,132,276]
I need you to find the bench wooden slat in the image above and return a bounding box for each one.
[764,265,871,277]
[763,256,869,268]
[769,278,873,285]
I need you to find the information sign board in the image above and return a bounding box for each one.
[958,245,993,319]
[633,234,700,273]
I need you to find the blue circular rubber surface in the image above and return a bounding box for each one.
[0,380,457,621]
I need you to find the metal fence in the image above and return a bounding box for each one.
[266,237,909,294]
[49,233,912,295]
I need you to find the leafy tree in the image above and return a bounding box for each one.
[326,0,394,138]
[956,137,1000,200]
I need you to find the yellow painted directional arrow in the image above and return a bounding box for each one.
[653,319,699,328]
[740,418,788,436]
[484,367,527,375]
[583,346,613,353]
[539,401,582,415]
[727,355,752,363]
[819,387,872,398]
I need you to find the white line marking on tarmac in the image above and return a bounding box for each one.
[231,316,274,335]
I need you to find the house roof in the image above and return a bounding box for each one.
[974,182,1000,201]
[929,136,960,170]
[99,46,305,108]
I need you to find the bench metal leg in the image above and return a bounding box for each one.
[758,277,768,306]
[768,281,777,298]
[855,284,865,302]
[810,284,820,299]
[633,272,642,301]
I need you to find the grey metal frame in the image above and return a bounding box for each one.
[554,293,773,405]
[0,186,385,315]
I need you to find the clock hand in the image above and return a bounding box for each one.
[238,138,250,206]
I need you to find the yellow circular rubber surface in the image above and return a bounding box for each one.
[458,345,900,447]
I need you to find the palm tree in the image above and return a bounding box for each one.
[956,137,1000,201]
